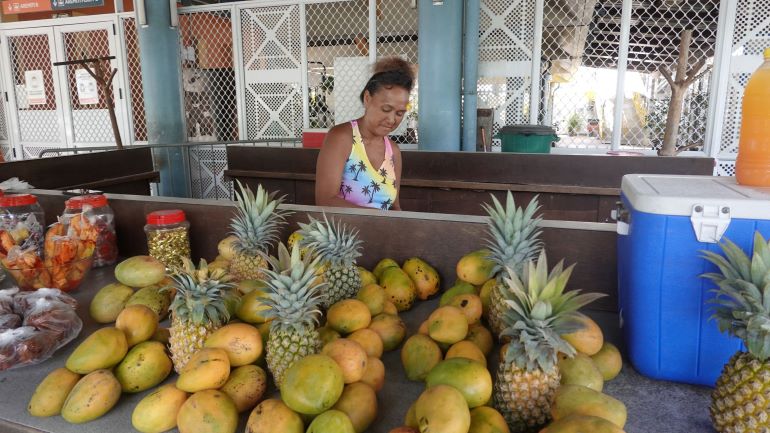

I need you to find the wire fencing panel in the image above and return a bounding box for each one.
[120,16,147,143]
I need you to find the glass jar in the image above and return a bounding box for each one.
[144,209,191,270]
[64,194,117,267]
[0,194,45,256]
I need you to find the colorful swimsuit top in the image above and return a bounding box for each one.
[338,120,398,210]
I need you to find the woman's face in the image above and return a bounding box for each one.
[363,86,410,136]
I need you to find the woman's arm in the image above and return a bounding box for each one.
[391,143,403,211]
[315,125,366,208]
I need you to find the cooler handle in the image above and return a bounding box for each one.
[612,201,630,236]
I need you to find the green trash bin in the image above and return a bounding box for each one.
[496,125,559,153]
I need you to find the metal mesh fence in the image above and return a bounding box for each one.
[179,9,239,142]
[121,16,147,143]
[6,33,61,146]
[61,29,116,144]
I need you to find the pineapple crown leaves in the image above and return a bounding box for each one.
[230,181,292,255]
[499,250,606,373]
[168,257,237,327]
[260,242,327,333]
[482,192,544,280]
[296,214,362,268]
[700,232,770,360]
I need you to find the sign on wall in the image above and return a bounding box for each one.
[24,70,46,105]
[51,0,103,11]
[2,0,103,14]
[75,69,98,105]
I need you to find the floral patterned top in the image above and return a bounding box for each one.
[337,120,398,210]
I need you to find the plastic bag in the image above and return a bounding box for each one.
[0,288,82,371]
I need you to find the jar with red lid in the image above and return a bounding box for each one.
[0,194,45,255]
[144,209,191,269]
[63,194,117,267]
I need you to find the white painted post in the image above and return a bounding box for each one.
[611,0,633,150]
[706,0,738,160]
[529,0,544,124]
[300,3,310,131]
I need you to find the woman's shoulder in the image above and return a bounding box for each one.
[322,122,354,153]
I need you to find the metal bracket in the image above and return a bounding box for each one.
[690,204,731,243]
[613,201,630,235]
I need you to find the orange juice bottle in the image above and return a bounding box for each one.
[736,48,770,186]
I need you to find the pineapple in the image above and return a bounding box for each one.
[261,242,326,387]
[493,250,604,432]
[298,215,362,308]
[228,181,290,281]
[484,192,543,338]
[168,258,237,372]
[703,232,770,433]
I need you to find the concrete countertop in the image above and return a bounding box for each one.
[0,266,715,433]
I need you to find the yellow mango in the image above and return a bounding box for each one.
[126,285,172,320]
[61,369,121,424]
[131,383,189,433]
[402,257,440,300]
[89,283,134,323]
[28,368,81,417]
[373,258,400,280]
[177,390,238,433]
[176,348,231,393]
[115,341,173,393]
[115,255,166,287]
[427,306,469,344]
[333,382,378,433]
[561,313,604,356]
[115,304,159,347]
[551,385,627,428]
[357,283,386,316]
[558,353,604,392]
[245,399,304,433]
[65,327,128,374]
[541,414,626,433]
[591,342,623,381]
[380,267,416,311]
[358,266,377,288]
[328,299,372,334]
[220,365,268,413]
[456,250,495,285]
[204,323,263,366]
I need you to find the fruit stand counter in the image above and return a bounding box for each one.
[0,191,715,432]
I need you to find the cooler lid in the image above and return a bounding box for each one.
[621,174,770,219]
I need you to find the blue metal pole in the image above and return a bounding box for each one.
[462,0,480,152]
[418,0,463,151]
[135,0,190,198]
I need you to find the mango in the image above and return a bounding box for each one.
[236,289,272,324]
[348,328,384,358]
[401,334,443,381]
[116,304,158,347]
[380,267,416,311]
[61,369,121,424]
[327,299,372,334]
[281,354,344,415]
[561,313,604,356]
[382,301,398,315]
[66,327,128,374]
[306,409,355,433]
[360,356,385,391]
[428,306,469,344]
[151,327,170,345]
[465,323,494,356]
[390,428,419,433]
[357,283,386,316]
[28,368,81,417]
[220,365,267,413]
[456,249,495,285]
[204,323,263,366]
[373,258,399,280]
[449,293,483,325]
[89,283,134,323]
[368,313,406,351]
[426,358,492,408]
[551,385,627,428]
[131,383,189,433]
[414,385,471,433]
[333,382,378,433]
[177,348,231,393]
[446,340,487,365]
[469,406,510,433]
[115,341,172,393]
[319,325,341,347]
[245,399,304,433]
[542,414,626,433]
[218,235,238,260]
[479,279,496,318]
[440,281,477,306]
[558,353,604,392]
[115,255,166,287]
[126,285,172,320]
[405,402,417,427]
[591,342,623,381]
[177,390,238,433]
[402,257,440,300]
[237,279,266,295]
[358,266,377,288]
[321,338,369,384]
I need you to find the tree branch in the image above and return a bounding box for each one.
[659,66,675,87]
[686,58,707,81]
[675,142,704,154]
[685,64,712,87]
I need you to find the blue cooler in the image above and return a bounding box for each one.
[617,174,770,386]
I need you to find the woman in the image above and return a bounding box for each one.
[315,57,414,210]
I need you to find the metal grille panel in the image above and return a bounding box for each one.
[188,144,232,200]
[61,29,115,144]
[241,5,303,140]
[7,33,61,144]
[121,16,147,142]
[179,9,239,142]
